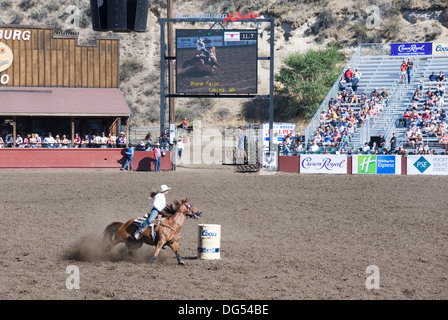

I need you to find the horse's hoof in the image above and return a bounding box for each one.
[150,257,157,264]
[178,260,185,266]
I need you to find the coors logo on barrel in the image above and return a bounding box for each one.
[201,230,218,237]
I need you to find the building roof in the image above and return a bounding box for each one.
[0,87,131,117]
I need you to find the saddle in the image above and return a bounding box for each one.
[131,214,165,240]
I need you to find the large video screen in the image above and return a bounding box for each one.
[176,29,258,94]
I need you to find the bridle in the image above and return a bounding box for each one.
[178,202,202,219]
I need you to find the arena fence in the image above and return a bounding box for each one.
[0,149,172,171]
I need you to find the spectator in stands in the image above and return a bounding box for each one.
[362,142,370,153]
[412,88,423,103]
[406,58,414,84]
[81,134,90,148]
[415,133,424,150]
[338,77,346,91]
[356,108,367,127]
[439,133,448,146]
[43,133,55,148]
[5,134,13,147]
[61,135,70,148]
[437,71,445,83]
[396,145,406,156]
[98,132,107,148]
[15,134,23,148]
[352,68,362,91]
[0,136,4,148]
[322,127,332,147]
[381,87,390,101]
[309,140,319,152]
[294,142,303,154]
[421,109,431,123]
[401,109,411,127]
[436,83,445,97]
[405,127,416,148]
[73,133,81,148]
[429,72,438,86]
[400,60,407,83]
[54,135,61,148]
[320,110,329,123]
[389,133,397,154]
[90,134,97,148]
[418,79,424,91]
[30,134,38,148]
[22,134,30,148]
[340,133,349,150]
[108,132,116,148]
[378,134,386,148]
[441,110,447,123]
[116,132,127,148]
[367,105,376,117]
[344,66,353,83]
[370,141,378,153]
[370,88,380,99]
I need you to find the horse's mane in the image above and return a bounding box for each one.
[160,199,185,218]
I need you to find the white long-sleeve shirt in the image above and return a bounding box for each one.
[153,193,166,212]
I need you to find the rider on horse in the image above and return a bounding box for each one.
[133,184,171,241]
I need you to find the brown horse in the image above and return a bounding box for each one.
[103,198,202,265]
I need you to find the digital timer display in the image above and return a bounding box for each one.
[176,29,258,94]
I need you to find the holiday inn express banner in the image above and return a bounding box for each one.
[352,155,401,175]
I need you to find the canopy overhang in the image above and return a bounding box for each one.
[0,87,131,117]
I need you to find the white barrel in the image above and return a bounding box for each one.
[197,224,221,260]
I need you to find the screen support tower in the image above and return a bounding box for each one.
[159,16,275,168]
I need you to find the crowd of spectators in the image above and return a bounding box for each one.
[0,131,128,149]
[306,66,389,153]
[400,70,447,154]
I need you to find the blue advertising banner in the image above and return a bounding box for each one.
[376,155,396,174]
[391,42,433,56]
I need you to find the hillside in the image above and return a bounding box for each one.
[1,0,448,131]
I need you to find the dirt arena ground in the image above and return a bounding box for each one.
[0,166,447,300]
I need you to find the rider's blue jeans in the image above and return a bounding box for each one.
[136,208,159,234]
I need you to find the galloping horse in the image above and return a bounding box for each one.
[103,198,202,265]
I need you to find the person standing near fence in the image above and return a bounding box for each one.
[154,142,161,172]
[121,143,134,171]
[177,138,184,161]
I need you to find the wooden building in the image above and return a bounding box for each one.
[0,25,130,147]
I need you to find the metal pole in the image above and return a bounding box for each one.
[160,20,166,137]
[269,18,275,153]
[168,0,175,125]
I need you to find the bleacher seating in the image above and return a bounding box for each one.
[304,45,448,155]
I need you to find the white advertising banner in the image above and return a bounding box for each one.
[299,155,347,174]
[433,43,448,55]
[260,123,295,151]
[407,155,448,175]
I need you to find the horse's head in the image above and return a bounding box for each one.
[179,198,202,219]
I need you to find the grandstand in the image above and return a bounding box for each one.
[304,43,448,155]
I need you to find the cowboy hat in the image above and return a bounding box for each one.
[160,185,171,192]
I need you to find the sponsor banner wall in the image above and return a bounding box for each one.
[390,42,432,56]
[352,155,401,174]
[299,155,347,174]
[433,43,448,55]
[407,155,448,175]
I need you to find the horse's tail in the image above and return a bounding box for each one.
[103,222,123,245]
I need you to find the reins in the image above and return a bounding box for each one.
[158,203,196,243]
